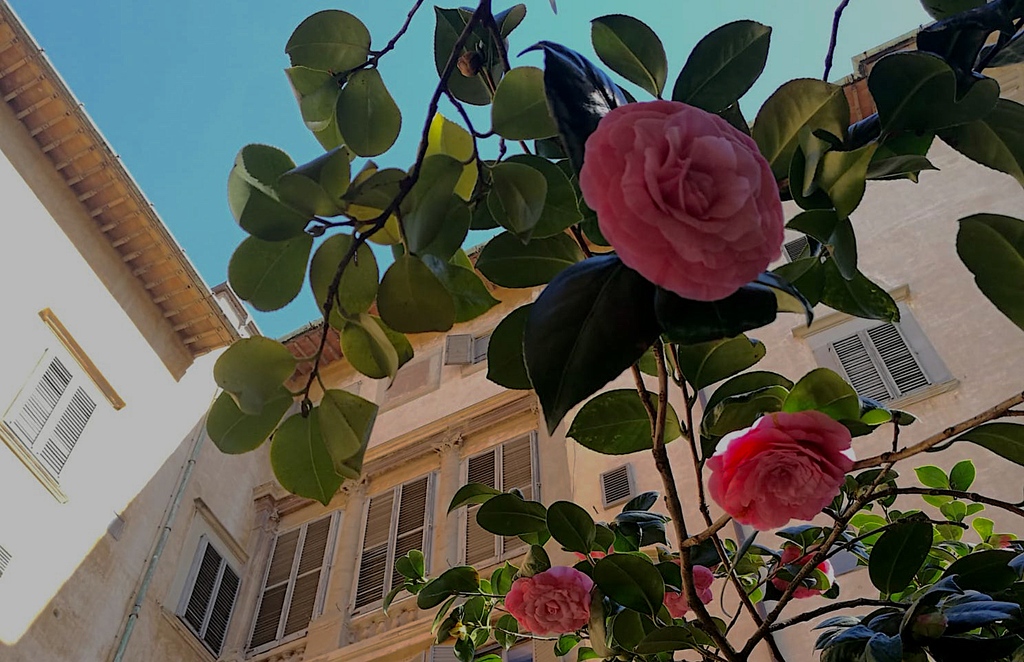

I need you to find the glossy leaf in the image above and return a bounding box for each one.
[635,626,701,654]
[476,493,549,535]
[491,67,558,140]
[432,8,502,106]
[486,304,533,390]
[869,520,934,593]
[957,213,1024,332]
[426,113,477,200]
[340,313,400,380]
[941,99,1024,188]
[319,388,377,471]
[228,234,313,312]
[505,154,581,238]
[944,549,1019,592]
[476,232,584,288]
[676,335,766,390]
[417,566,480,609]
[787,210,858,280]
[417,197,471,262]
[403,154,464,255]
[955,422,1024,465]
[286,10,371,72]
[207,387,292,455]
[818,143,879,220]
[271,410,343,506]
[752,79,850,180]
[590,14,668,97]
[448,483,502,513]
[701,385,789,456]
[783,368,861,421]
[547,501,597,555]
[285,67,339,134]
[309,233,379,322]
[372,315,414,370]
[487,161,547,240]
[568,390,682,455]
[525,256,661,433]
[228,160,309,241]
[705,371,794,411]
[422,255,500,323]
[820,260,900,323]
[673,20,771,113]
[948,459,976,491]
[336,68,402,157]
[377,255,456,333]
[592,554,665,616]
[214,337,297,416]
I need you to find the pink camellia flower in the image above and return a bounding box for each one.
[663,564,715,618]
[572,550,608,562]
[771,544,835,599]
[504,566,594,635]
[578,100,784,302]
[706,411,854,530]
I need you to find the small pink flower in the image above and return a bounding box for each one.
[707,411,854,530]
[572,550,608,562]
[771,544,835,599]
[990,534,1015,549]
[579,100,784,302]
[663,564,715,618]
[505,566,594,635]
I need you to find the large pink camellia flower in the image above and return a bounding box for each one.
[505,566,594,635]
[578,100,784,302]
[771,544,835,599]
[663,564,715,618]
[706,411,854,530]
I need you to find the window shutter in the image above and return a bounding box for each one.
[465,449,498,566]
[444,335,474,365]
[865,324,930,396]
[600,464,635,508]
[354,490,394,609]
[250,528,299,648]
[831,333,891,402]
[430,646,460,662]
[783,236,810,262]
[472,334,490,364]
[204,564,239,653]
[392,477,430,590]
[183,543,222,635]
[0,545,10,579]
[38,387,95,476]
[5,357,71,444]
[283,517,332,637]
[181,540,240,655]
[501,435,535,557]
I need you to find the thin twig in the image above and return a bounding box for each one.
[852,391,1024,469]
[823,0,853,81]
[823,519,967,562]
[769,598,902,632]
[680,514,732,548]
[872,488,1024,518]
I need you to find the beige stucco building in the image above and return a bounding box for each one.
[2,4,1023,662]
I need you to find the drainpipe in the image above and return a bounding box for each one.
[111,415,207,662]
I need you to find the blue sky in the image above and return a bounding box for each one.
[11,1,929,338]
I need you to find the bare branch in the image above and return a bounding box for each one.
[872,487,1024,518]
[770,598,902,633]
[823,0,853,81]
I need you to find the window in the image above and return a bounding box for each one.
[2,352,97,478]
[383,354,442,409]
[444,333,490,365]
[178,537,240,656]
[249,514,338,651]
[600,464,636,508]
[462,433,538,567]
[353,474,434,611]
[431,641,548,661]
[783,235,810,262]
[0,544,10,580]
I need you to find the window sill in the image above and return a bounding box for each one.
[0,424,67,503]
[459,359,488,377]
[885,378,959,410]
[247,630,307,660]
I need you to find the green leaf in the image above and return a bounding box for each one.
[228,156,309,241]
[701,385,789,456]
[591,15,668,97]
[706,371,794,411]
[476,232,584,288]
[207,387,292,455]
[422,255,500,323]
[426,113,477,201]
[486,305,533,390]
[635,626,700,654]
[336,68,402,157]
[377,255,456,334]
[396,549,425,580]
[476,493,548,536]
[783,367,861,421]
[308,233,379,323]
[942,549,1019,592]
[954,422,1024,466]
[228,234,313,312]
[285,10,371,72]
[340,313,399,380]
[214,337,296,416]
[372,315,414,370]
[491,67,558,140]
[940,99,1024,188]
[520,544,552,578]
[417,566,480,609]
[752,79,850,180]
[868,520,934,594]
[869,52,999,132]
[505,154,581,238]
[949,460,976,491]
[270,410,343,505]
[673,20,771,113]
[567,389,682,456]
[547,501,597,555]
[555,634,580,657]
[403,154,464,255]
[611,610,649,650]
[525,256,661,433]
[956,213,1024,332]
[919,0,987,19]
[275,173,339,218]
[319,389,377,472]
[820,260,900,322]
[787,210,858,280]
[914,465,949,489]
[866,154,937,182]
[592,554,665,616]
[285,67,338,134]
[417,197,471,263]
[487,162,547,241]
[448,483,502,513]
[676,335,766,390]
[818,143,879,220]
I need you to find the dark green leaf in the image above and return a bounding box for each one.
[706,371,795,411]
[623,491,659,512]
[866,155,938,181]
[214,337,297,416]
[590,14,668,97]
[432,8,503,106]
[957,213,1024,332]
[448,483,502,513]
[676,335,766,390]
[955,422,1024,466]
[228,234,313,312]
[555,634,580,656]
[611,609,649,650]
[417,566,480,609]
[491,66,558,140]
[592,554,665,616]
[635,626,700,654]
[341,313,399,380]
[940,99,1024,188]
[377,255,456,333]
[547,501,597,554]
[818,143,878,220]
[285,10,370,71]
[309,233,379,321]
[520,544,552,577]
[372,315,414,370]
[476,232,584,288]
[673,20,771,113]
[207,387,292,455]
[396,549,426,580]
[422,255,499,323]
[820,260,900,322]
[228,150,310,241]
[701,385,789,457]
[476,493,548,536]
[869,520,934,594]
[417,197,471,263]
[783,367,861,421]
[403,154,464,254]
[270,410,343,505]
[486,305,533,390]
[487,161,547,240]
[864,633,903,662]
[319,388,377,473]
[505,154,581,237]
[525,256,661,433]
[787,210,858,280]
[336,68,402,157]
[568,389,681,455]
[943,549,1019,591]
[495,613,518,648]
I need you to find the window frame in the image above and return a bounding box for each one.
[351,473,436,615]
[459,432,540,568]
[247,512,340,654]
[176,535,241,657]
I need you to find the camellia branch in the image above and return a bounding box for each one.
[769,598,902,633]
[871,487,1024,518]
[823,0,853,81]
[851,391,1024,470]
[301,0,495,406]
[823,518,967,562]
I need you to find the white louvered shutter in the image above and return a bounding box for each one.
[354,490,395,609]
[392,477,430,590]
[865,324,930,396]
[472,334,490,364]
[444,334,474,365]
[501,435,535,557]
[465,449,498,565]
[250,529,299,649]
[600,464,634,508]
[430,646,460,662]
[831,324,930,403]
[0,545,10,579]
[783,236,810,261]
[283,517,332,637]
[4,355,96,478]
[831,334,891,402]
[181,539,240,655]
